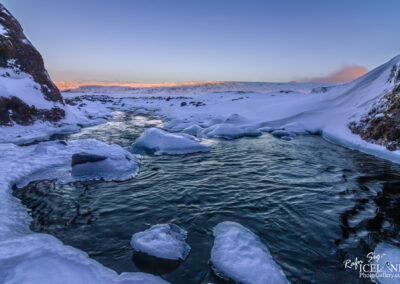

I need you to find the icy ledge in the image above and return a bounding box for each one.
[131,224,191,260]
[211,222,289,284]
[0,139,168,284]
[131,127,210,155]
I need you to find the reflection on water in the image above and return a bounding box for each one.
[14,114,400,283]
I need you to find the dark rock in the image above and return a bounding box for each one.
[349,79,400,151]
[71,152,107,167]
[180,102,187,107]
[0,4,64,126]
[0,96,65,126]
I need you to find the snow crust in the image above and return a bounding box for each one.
[131,127,210,155]
[211,221,288,284]
[131,224,191,261]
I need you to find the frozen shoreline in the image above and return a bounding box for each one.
[1,56,400,283]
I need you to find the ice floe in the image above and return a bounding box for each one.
[131,128,210,155]
[131,224,191,261]
[211,221,288,284]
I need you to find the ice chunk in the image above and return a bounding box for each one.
[202,124,261,140]
[131,224,191,261]
[16,139,138,188]
[211,221,288,284]
[131,128,210,155]
[373,243,400,284]
[224,113,249,124]
[182,124,203,137]
[164,119,191,132]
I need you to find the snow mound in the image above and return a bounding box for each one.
[131,224,191,261]
[373,243,400,284]
[15,139,138,188]
[131,128,210,155]
[211,221,288,284]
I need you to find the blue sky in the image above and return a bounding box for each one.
[2,0,400,83]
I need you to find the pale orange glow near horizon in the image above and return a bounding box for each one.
[54,80,226,91]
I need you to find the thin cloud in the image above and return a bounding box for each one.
[299,65,368,84]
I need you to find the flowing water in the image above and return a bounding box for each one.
[14,111,400,283]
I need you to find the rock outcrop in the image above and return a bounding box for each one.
[0,4,64,126]
[349,63,400,151]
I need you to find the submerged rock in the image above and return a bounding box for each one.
[131,128,210,155]
[131,224,191,261]
[211,221,288,284]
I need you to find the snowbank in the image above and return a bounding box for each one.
[131,128,210,155]
[210,221,288,284]
[131,224,191,261]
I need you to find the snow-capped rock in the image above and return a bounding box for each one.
[210,221,288,284]
[15,139,138,188]
[131,224,191,261]
[0,4,64,126]
[131,128,210,155]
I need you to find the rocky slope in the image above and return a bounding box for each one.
[349,60,400,151]
[0,4,64,126]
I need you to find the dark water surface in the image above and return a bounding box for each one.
[14,112,400,283]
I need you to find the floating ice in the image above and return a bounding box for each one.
[131,224,191,261]
[211,221,288,284]
[182,124,203,137]
[131,128,210,155]
[202,124,261,140]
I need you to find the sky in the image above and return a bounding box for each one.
[2,0,400,84]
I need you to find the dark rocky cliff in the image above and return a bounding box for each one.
[0,4,64,126]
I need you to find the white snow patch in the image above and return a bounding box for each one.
[211,221,288,284]
[131,128,210,155]
[131,224,191,261]
[0,24,8,37]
